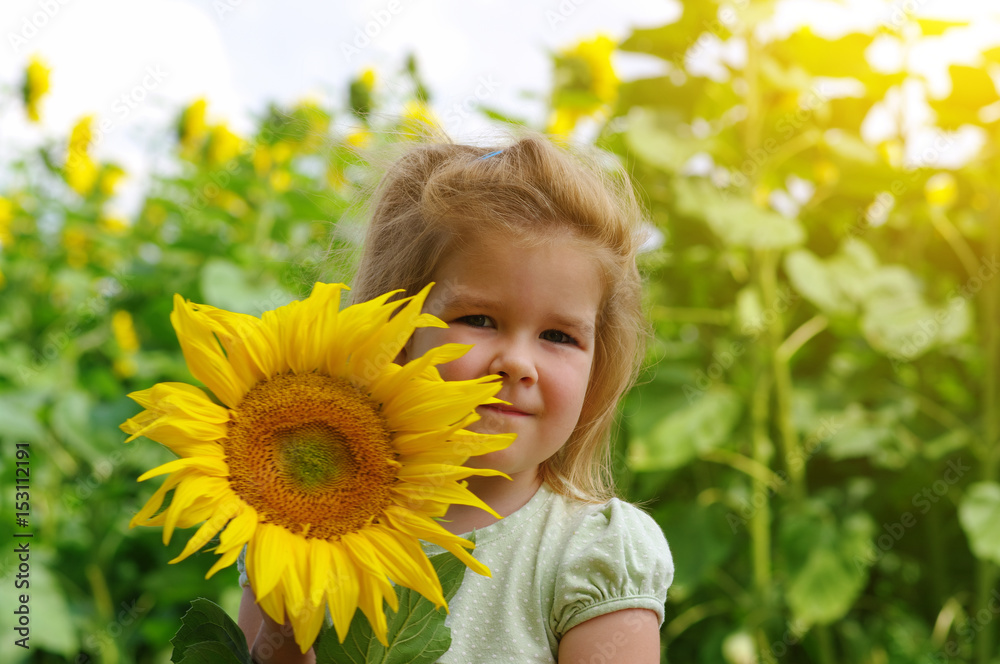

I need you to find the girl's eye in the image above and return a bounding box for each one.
[540,329,576,345]
[458,314,492,328]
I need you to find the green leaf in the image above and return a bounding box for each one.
[821,403,915,468]
[625,108,704,174]
[0,392,46,443]
[673,178,805,250]
[51,389,104,463]
[784,249,853,316]
[860,265,970,360]
[781,504,874,626]
[315,546,472,664]
[922,429,971,461]
[657,501,735,597]
[27,561,78,657]
[786,548,860,624]
[771,29,874,79]
[616,76,740,123]
[958,482,1000,566]
[199,258,294,316]
[619,4,732,64]
[175,642,252,664]
[628,387,742,472]
[171,598,252,664]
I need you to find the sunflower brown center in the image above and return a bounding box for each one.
[224,372,398,540]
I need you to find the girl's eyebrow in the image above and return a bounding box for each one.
[550,314,595,340]
[432,292,500,313]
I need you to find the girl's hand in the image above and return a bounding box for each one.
[558,609,661,663]
[237,586,316,664]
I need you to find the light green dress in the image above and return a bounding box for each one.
[237,483,673,662]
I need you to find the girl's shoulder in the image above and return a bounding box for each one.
[543,488,673,565]
[535,486,675,637]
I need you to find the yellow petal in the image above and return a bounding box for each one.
[256,579,288,626]
[248,523,290,600]
[137,456,229,482]
[392,482,503,519]
[398,431,517,466]
[169,508,232,564]
[346,284,433,383]
[205,544,243,579]
[126,382,229,421]
[195,305,279,385]
[383,506,491,577]
[326,542,361,642]
[367,343,472,405]
[130,470,189,528]
[306,538,330,607]
[162,475,228,545]
[280,548,307,618]
[366,527,444,608]
[169,294,247,407]
[341,533,398,612]
[325,290,400,373]
[288,597,327,654]
[215,502,258,554]
[288,282,347,374]
[386,380,503,432]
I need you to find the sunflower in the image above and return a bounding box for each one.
[121,283,514,653]
[548,34,619,136]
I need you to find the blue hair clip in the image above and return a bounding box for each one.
[479,150,503,160]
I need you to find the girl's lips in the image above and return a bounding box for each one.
[480,404,531,417]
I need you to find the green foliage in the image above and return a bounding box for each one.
[607,2,1000,662]
[171,599,251,664]
[2,3,1000,663]
[313,546,469,664]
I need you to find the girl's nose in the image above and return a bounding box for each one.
[488,343,537,385]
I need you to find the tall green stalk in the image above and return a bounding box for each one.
[974,194,1000,664]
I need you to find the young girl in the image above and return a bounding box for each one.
[237,135,673,663]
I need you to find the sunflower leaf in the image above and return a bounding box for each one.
[315,541,474,664]
[171,598,252,664]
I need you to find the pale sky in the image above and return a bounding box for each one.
[1,0,998,213]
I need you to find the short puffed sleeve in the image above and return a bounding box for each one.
[550,499,673,637]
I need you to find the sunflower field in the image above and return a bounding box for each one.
[1,2,999,663]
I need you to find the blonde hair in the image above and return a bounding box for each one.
[349,134,649,502]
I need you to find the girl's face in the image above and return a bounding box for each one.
[404,232,603,484]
